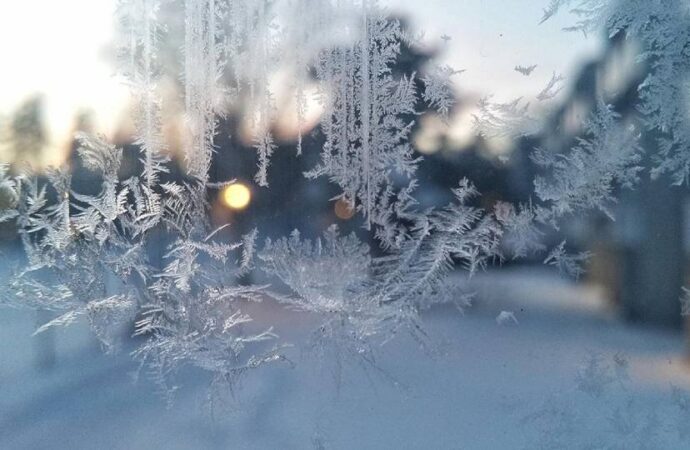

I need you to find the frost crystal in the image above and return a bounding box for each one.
[118,0,170,189]
[4,0,688,408]
[0,0,473,402]
[542,0,690,185]
[544,241,591,280]
[533,100,642,221]
[514,64,537,76]
[421,64,461,119]
[496,310,518,326]
[680,288,690,317]
[259,179,503,362]
[306,8,419,229]
[536,71,565,101]
[473,96,539,138]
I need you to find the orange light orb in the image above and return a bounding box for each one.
[334,198,355,220]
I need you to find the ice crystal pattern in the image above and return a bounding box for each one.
[541,0,690,185]
[2,0,689,403]
[0,0,485,400]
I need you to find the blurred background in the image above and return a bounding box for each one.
[2,0,690,448]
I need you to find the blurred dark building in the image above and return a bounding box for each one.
[534,31,688,329]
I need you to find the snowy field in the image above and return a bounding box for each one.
[1,264,689,450]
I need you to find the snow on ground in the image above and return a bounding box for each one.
[1,265,690,449]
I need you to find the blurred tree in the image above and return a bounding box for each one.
[8,95,46,165]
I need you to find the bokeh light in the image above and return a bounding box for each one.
[222,183,251,210]
[334,198,355,220]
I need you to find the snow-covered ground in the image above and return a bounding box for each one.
[1,266,689,449]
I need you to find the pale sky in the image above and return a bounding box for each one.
[384,0,604,152]
[0,0,128,165]
[386,0,602,101]
[0,0,603,164]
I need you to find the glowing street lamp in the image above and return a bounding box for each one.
[222,182,251,210]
